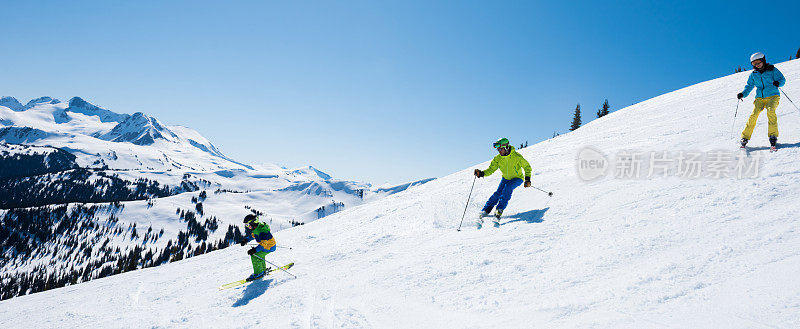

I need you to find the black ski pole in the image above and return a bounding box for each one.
[780,88,800,113]
[456,175,477,231]
[531,185,553,197]
[253,253,296,278]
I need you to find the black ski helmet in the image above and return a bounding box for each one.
[243,214,258,225]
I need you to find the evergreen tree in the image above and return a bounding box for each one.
[796,47,800,59]
[570,103,582,131]
[596,99,610,118]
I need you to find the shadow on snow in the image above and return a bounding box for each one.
[232,278,274,307]
[747,141,800,152]
[501,207,549,226]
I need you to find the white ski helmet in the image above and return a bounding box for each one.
[750,52,765,62]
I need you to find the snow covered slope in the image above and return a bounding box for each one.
[3,60,800,328]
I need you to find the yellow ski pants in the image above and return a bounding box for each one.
[741,95,780,140]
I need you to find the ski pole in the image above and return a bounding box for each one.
[252,253,296,278]
[531,185,553,197]
[456,175,477,231]
[779,88,800,113]
[248,243,292,250]
[730,99,741,139]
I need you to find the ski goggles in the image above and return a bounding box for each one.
[493,142,509,149]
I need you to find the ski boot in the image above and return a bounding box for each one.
[740,138,748,149]
[476,210,490,229]
[246,269,267,281]
[769,136,777,152]
[492,209,503,227]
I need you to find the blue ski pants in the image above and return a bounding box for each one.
[482,177,523,213]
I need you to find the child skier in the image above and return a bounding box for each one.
[473,138,532,228]
[737,52,786,152]
[239,214,277,280]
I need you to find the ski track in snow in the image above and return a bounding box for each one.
[2,60,800,328]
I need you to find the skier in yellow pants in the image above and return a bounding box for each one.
[737,52,786,151]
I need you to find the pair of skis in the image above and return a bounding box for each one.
[740,143,777,154]
[218,262,295,290]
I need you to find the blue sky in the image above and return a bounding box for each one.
[2,0,799,184]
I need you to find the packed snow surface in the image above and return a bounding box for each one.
[2,60,800,328]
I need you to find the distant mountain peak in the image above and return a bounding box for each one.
[63,97,130,123]
[24,97,60,109]
[68,97,90,108]
[309,166,332,180]
[290,165,332,180]
[0,96,24,111]
[101,111,177,145]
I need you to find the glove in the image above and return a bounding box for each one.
[773,81,780,87]
[247,247,256,255]
[239,240,247,246]
[524,177,531,188]
[474,169,484,178]
[737,93,743,100]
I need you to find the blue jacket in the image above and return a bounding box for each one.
[742,64,786,98]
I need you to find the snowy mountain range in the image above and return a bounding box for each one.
[0,96,238,171]
[0,97,433,301]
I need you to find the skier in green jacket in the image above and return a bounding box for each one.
[239,214,277,280]
[473,138,532,228]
